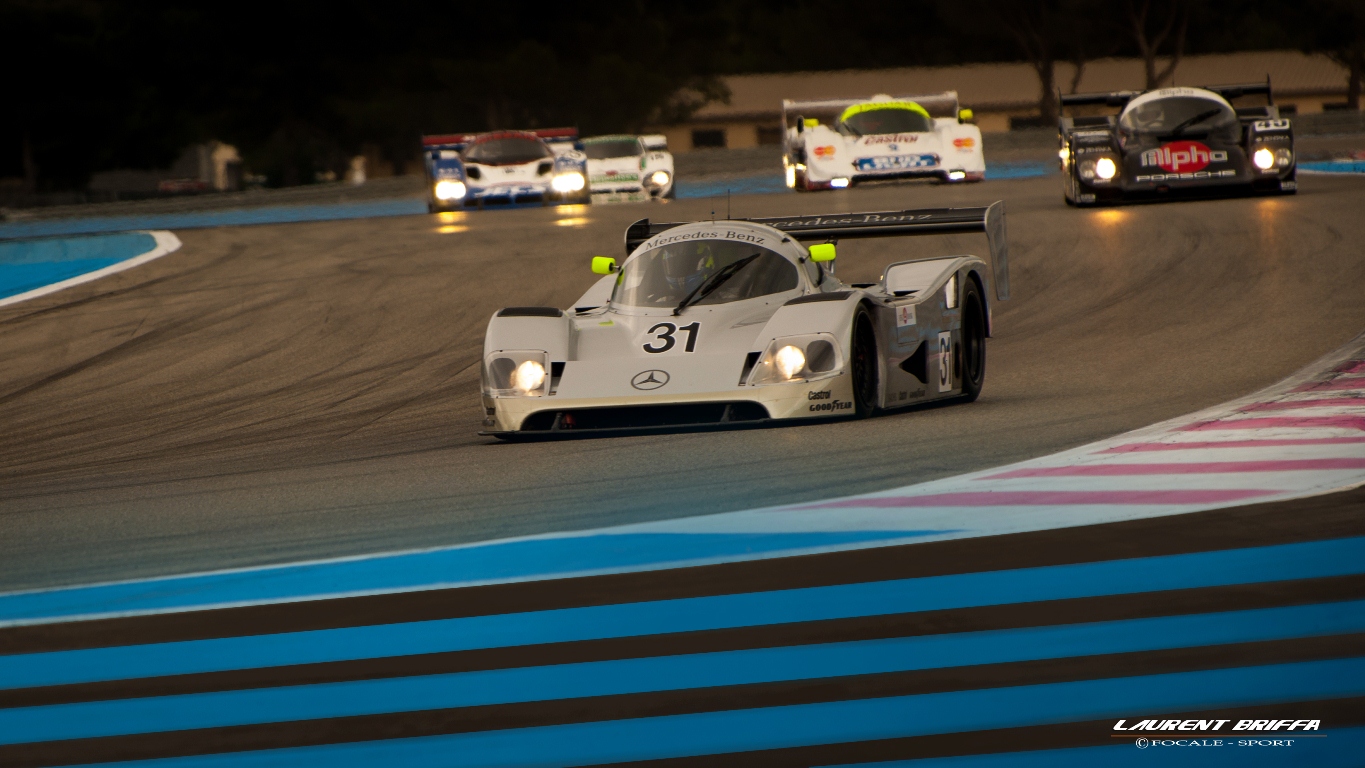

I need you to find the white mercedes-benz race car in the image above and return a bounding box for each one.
[784,92,985,191]
[479,203,1010,437]
[583,134,675,203]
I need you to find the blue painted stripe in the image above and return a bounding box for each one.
[677,175,790,199]
[0,531,944,625]
[985,161,1053,180]
[0,200,427,241]
[3,536,1362,691]
[5,600,1361,745]
[1300,160,1365,174]
[828,726,1365,767]
[0,232,157,300]
[65,658,1365,767]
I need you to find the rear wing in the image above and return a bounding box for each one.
[781,92,962,130]
[625,201,1010,301]
[1060,76,1275,114]
[421,127,580,152]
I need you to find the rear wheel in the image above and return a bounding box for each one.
[851,306,880,417]
[960,278,987,402]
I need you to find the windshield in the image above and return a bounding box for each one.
[584,139,641,160]
[840,107,932,136]
[612,239,800,309]
[463,137,550,166]
[1119,97,1236,135]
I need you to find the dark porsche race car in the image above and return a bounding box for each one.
[1058,81,1296,206]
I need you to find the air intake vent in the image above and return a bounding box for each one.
[497,307,563,318]
[521,402,769,432]
[786,291,852,305]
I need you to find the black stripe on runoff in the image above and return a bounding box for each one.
[4,485,1363,656]
[5,634,1360,767]
[610,697,1365,768]
[5,574,1362,710]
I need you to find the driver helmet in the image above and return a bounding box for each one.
[661,242,717,294]
[1128,100,1166,130]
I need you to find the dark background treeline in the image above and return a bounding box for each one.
[3,0,1361,190]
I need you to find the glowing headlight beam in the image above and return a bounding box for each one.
[552,173,586,192]
[775,345,806,379]
[649,170,670,187]
[433,180,467,201]
[1094,157,1117,180]
[830,178,850,189]
[1253,148,1275,170]
[511,360,547,394]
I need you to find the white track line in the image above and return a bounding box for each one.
[0,230,181,309]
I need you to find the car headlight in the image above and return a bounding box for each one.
[785,164,797,188]
[552,172,585,192]
[433,180,466,201]
[648,170,670,187]
[1078,156,1118,183]
[830,177,850,188]
[748,333,843,385]
[484,350,550,397]
[1252,147,1291,171]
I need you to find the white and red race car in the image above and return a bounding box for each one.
[783,92,985,191]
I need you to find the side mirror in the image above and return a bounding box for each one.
[804,118,819,129]
[808,243,836,262]
[591,256,618,275]
[958,108,974,124]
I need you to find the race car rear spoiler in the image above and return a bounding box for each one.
[624,201,1010,301]
[782,92,962,125]
[421,127,579,149]
[1060,77,1274,110]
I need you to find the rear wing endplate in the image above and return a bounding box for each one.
[625,202,1010,301]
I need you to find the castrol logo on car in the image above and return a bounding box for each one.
[1140,141,1228,172]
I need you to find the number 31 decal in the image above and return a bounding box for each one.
[643,322,700,353]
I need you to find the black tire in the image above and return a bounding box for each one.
[960,278,987,402]
[850,306,880,417]
[663,182,676,200]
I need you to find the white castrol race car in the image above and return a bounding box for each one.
[583,134,675,203]
[479,203,1010,437]
[784,92,986,191]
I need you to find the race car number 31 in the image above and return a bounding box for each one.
[643,322,700,353]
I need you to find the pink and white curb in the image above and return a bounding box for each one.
[628,332,1365,538]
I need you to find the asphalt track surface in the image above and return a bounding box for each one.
[3,174,1365,592]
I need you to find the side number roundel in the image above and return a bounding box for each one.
[643,322,700,353]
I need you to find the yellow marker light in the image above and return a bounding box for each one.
[808,243,837,262]
[958,108,974,123]
[803,118,819,128]
[1253,148,1276,170]
[775,345,806,379]
[1095,157,1117,180]
[591,256,617,275]
[433,180,466,201]
[512,360,547,395]
[552,173,586,192]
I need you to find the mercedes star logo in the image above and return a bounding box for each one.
[631,369,670,390]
